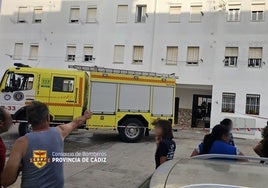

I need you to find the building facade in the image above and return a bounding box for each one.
[0,0,268,139]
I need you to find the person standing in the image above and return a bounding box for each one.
[191,124,244,158]
[220,118,235,146]
[153,120,176,169]
[1,101,92,188]
[253,123,268,158]
[0,107,13,185]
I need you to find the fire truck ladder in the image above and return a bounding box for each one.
[68,65,178,79]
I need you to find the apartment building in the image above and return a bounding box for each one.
[0,0,268,139]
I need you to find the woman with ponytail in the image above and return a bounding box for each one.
[191,124,244,157]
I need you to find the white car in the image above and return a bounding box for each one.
[146,155,268,188]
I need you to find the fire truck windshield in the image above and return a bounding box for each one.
[4,72,34,92]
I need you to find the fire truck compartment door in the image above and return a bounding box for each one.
[90,82,117,114]
[119,84,150,112]
[152,86,174,116]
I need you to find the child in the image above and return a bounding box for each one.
[153,119,176,169]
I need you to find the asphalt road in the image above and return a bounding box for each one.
[1,125,259,188]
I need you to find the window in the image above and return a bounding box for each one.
[133,46,144,64]
[4,73,34,92]
[113,45,125,64]
[33,7,43,23]
[83,46,93,62]
[53,77,74,93]
[117,5,128,23]
[248,47,262,68]
[69,8,80,23]
[166,46,178,65]
[18,7,27,23]
[246,94,260,115]
[225,47,238,67]
[190,5,202,22]
[29,45,39,60]
[222,93,236,113]
[187,47,199,64]
[251,3,265,21]
[87,7,97,23]
[169,5,181,23]
[227,4,240,21]
[66,46,76,61]
[13,43,23,60]
[136,5,147,23]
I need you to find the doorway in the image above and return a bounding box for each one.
[191,95,212,128]
[174,97,180,124]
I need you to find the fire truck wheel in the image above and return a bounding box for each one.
[118,118,144,143]
[18,122,32,136]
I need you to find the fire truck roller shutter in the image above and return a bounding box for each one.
[119,84,150,112]
[90,82,117,114]
[152,86,174,117]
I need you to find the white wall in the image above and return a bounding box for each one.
[176,87,212,109]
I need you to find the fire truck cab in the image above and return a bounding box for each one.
[0,63,88,136]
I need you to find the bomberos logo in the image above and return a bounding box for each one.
[30,150,50,168]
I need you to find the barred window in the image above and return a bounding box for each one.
[222,93,236,113]
[246,94,260,115]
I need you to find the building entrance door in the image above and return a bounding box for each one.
[191,95,212,128]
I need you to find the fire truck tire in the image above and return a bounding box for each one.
[18,122,32,136]
[118,118,144,143]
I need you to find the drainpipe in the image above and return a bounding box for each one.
[149,0,157,71]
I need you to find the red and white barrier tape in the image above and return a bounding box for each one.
[177,127,264,132]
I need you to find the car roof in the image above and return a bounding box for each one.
[150,155,268,188]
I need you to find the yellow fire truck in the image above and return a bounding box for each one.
[0,63,177,142]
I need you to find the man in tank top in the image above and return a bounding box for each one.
[1,101,92,188]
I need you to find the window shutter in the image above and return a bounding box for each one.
[187,47,199,62]
[87,8,97,22]
[117,5,128,23]
[169,6,181,22]
[249,47,262,58]
[18,7,27,21]
[84,46,93,55]
[191,5,202,21]
[68,46,76,55]
[114,45,125,63]
[29,45,39,59]
[34,8,43,20]
[225,47,238,57]
[70,8,80,21]
[14,43,23,59]
[229,4,241,9]
[251,3,265,11]
[133,46,144,63]
[166,47,178,64]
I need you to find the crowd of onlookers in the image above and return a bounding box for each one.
[154,118,268,168]
[1,105,268,187]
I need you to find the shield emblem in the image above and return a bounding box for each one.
[30,150,50,168]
